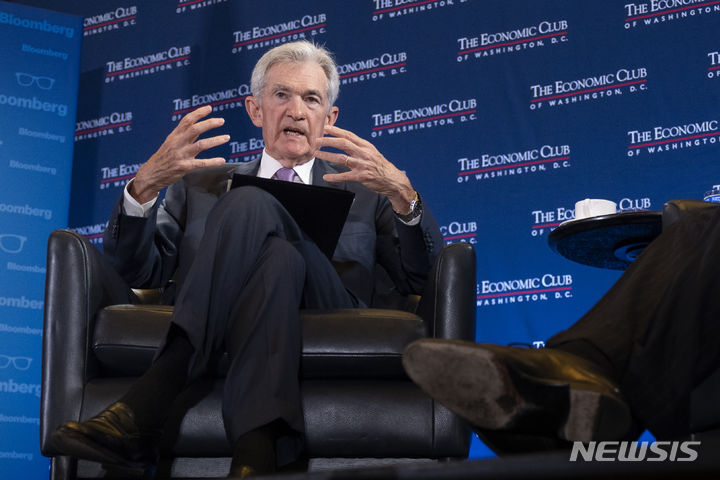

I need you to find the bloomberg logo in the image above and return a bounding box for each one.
[0,379,41,397]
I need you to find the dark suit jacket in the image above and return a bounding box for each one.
[103,158,443,306]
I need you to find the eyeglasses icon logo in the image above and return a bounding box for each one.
[0,355,32,371]
[15,72,55,90]
[0,234,27,254]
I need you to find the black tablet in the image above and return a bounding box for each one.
[230,174,355,259]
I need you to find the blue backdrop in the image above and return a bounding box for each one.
[0,1,81,478]
[4,0,720,476]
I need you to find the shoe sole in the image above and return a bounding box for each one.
[403,340,630,442]
[51,426,155,470]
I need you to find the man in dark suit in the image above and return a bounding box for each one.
[51,41,442,477]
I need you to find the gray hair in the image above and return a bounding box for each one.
[250,41,340,109]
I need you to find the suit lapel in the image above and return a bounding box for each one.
[216,159,261,193]
[312,159,347,191]
[231,159,261,177]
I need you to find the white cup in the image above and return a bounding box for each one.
[574,198,617,221]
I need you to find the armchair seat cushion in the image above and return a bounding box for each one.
[93,305,427,379]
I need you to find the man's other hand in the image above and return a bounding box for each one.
[315,125,415,215]
[130,106,230,204]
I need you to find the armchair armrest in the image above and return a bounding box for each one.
[40,230,134,455]
[417,242,476,341]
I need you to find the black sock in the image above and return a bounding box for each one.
[118,327,194,430]
[230,423,278,474]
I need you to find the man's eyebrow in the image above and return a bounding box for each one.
[271,83,291,92]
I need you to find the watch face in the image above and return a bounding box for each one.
[409,193,420,211]
[396,193,421,221]
[399,203,422,222]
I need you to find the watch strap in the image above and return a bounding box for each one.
[395,191,422,222]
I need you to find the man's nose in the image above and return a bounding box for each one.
[287,95,306,120]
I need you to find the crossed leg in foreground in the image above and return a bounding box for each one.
[404,204,720,450]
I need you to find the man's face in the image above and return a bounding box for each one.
[245,61,338,166]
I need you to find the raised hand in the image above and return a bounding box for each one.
[130,106,230,203]
[314,125,415,214]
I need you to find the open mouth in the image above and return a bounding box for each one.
[283,127,305,137]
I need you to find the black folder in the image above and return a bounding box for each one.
[230,173,355,259]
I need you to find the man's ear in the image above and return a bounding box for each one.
[245,96,263,128]
[325,105,339,127]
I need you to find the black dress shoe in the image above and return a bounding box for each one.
[227,464,258,478]
[227,425,277,478]
[403,339,632,443]
[51,402,160,468]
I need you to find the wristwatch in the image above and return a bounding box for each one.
[395,191,422,222]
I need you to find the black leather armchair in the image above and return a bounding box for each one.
[40,230,476,479]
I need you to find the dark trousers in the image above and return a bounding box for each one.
[167,187,356,445]
[548,204,720,438]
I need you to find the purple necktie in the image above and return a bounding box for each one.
[274,167,297,182]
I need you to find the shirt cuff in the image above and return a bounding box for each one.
[122,179,157,218]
